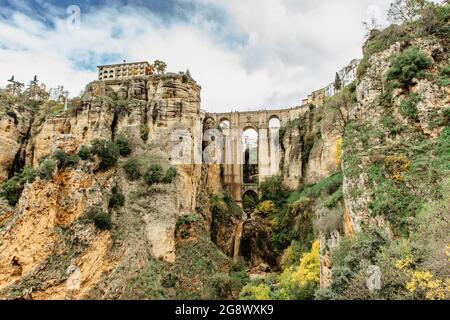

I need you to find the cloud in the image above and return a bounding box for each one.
[0,0,417,112]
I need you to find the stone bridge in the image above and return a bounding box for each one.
[205,106,308,207]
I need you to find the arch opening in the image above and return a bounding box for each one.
[242,190,258,214]
[219,119,230,131]
[242,128,258,184]
[269,116,281,129]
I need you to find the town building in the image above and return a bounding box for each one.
[98,61,152,81]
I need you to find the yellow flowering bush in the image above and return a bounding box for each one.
[291,240,320,286]
[395,254,449,300]
[383,155,410,182]
[240,283,271,300]
[254,200,277,216]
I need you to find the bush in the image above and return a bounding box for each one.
[211,273,244,299]
[83,206,112,230]
[144,164,164,185]
[386,47,433,88]
[21,165,37,184]
[38,159,57,180]
[399,93,421,120]
[52,149,79,169]
[91,139,120,170]
[280,240,303,269]
[240,284,271,300]
[176,214,199,229]
[0,165,37,206]
[140,124,150,141]
[109,186,125,209]
[443,108,450,124]
[123,158,141,181]
[162,166,177,184]
[260,175,289,206]
[0,176,23,206]
[6,110,18,125]
[78,145,92,161]
[115,134,131,157]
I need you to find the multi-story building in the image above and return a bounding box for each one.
[98,61,152,82]
[324,59,360,97]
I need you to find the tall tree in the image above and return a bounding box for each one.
[334,72,342,91]
[153,60,167,75]
[387,0,427,24]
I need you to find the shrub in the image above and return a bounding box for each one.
[399,93,421,121]
[211,273,244,299]
[140,124,150,141]
[280,240,303,269]
[144,164,164,185]
[443,108,450,124]
[386,47,433,88]
[91,139,120,170]
[418,3,450,40]
[115,134,131,157]
[83,206,112,230]
[52,149,79,169]
[52,149,69,168]
[6,110,18,125]
[239,284,271,300]
[162,166,177,184]
[260,175,288,206]
[21,165,37,184]
[176,214,199,229]
[254,200,277,216]
[0,166,37,206]
[123,158,141,181]
[0,176,23,206]
[109,186,125,209]
[38,159,57,180]
[78,145,92,161]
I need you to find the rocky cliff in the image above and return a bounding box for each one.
[0,73,238,299]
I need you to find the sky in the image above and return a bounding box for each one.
[0,0,436,112]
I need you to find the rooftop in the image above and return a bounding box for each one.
[97,61,151,69]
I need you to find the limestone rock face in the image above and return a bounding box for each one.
[280,106,341,189]
[304,118,341,185]
[0,105,33,182]
[281,126,302,190]
[345,38,449,233]
[239,216,278,269]
[0,74,207,299]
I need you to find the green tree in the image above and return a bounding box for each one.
[91,139,120,170]
[123,158,141,181]
[144,164,164,185]
[153,60,167,75]
[109,186,125,209]
[334,72,342,91]
[38,159,57,180]
[162,166,177,184]
[115,134,132,157]
[83,206,112,230]
[386,46,432,88]
[387,0,428,24]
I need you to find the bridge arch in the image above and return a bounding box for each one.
[208,106,305,205]
[242,188,259,214]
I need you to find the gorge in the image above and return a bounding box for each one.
[0,2,449,300]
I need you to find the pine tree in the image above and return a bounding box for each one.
[334,72,342,91]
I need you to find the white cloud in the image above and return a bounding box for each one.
[0,0,411,112]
